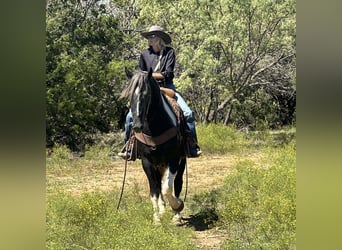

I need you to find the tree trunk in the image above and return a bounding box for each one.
[224,104,233,125]
[205,87,214,123]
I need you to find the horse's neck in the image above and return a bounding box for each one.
[144,88,175,137]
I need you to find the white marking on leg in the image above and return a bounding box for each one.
[161,169,184,211]
[158,195,166,216]
[162,168,174,197]
[150,194,160,222]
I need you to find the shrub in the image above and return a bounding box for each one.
[47,144,73,169]
[197,124,247,154]
[83,144,114,168]
[218,143,296,249]
[49,144,71,160]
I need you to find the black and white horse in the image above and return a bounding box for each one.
[122,69,186,223]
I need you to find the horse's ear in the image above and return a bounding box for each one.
[148,68,153,79]
[125,67,133,79]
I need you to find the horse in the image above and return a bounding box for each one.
[121,69,187,223]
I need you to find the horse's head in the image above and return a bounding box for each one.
[129,69,153,133]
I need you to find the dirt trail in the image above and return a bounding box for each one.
[47,154,257,249]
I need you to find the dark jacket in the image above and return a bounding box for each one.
[139,46,175,86]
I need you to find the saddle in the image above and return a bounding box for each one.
[162,94,196,158]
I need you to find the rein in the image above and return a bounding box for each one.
[117,130,134,210]
[116,156,128,210]
[184,160,188,202]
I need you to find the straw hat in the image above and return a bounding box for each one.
[141,25,172,44]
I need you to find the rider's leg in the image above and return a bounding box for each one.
[174,92,201,157]
[124,110,133,144]
[118,110,132,159]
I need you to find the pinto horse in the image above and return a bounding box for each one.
[122,69,187,223]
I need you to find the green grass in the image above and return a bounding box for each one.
[196,124,296,155]
[46,125,296,249]
[189,141,296,249]
[46,189,196,250]
[196,124,247,154]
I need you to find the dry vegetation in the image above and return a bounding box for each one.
[46,152,267,198]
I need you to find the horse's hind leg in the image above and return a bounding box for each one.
[162,165,184,213]
[174,157,186,198]
[172,158,186,225]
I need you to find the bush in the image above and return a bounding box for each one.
[244,126,296,149]
[47,144,73,169]
[197,124,247,154]
[83,144,113,168]
[218,142,296,249]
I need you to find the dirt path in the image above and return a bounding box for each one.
[47,153,260,249]
[47,155,241,194]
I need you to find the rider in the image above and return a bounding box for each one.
[119,25,201,159]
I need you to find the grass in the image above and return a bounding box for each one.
[219,142,296,249]
[196,124,246,154]
[46,125,296,249]
[47,189,196,249]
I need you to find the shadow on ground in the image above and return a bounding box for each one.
[181,209,219,231]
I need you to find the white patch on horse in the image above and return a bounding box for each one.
[135,86,140,96]
[150,194,160,222]
[158,195,166,215]
[161,168,184,212]
[136,100,140,116]
[162,168,174,196]
[135,86,140,115]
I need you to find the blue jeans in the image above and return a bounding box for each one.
[174,92,198,142]
[124,110,133,143]
[124,84,198,145]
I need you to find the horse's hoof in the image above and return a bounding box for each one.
[173,200,184,213]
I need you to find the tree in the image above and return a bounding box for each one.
[132,0,296,129]
[46,0,296,150]
[46,0,133,151]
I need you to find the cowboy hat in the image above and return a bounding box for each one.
[141,25,172,44]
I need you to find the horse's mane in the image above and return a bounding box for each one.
[120,71,149,100]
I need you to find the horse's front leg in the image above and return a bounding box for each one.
[142,159,166,223]
[150,194,165,223]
